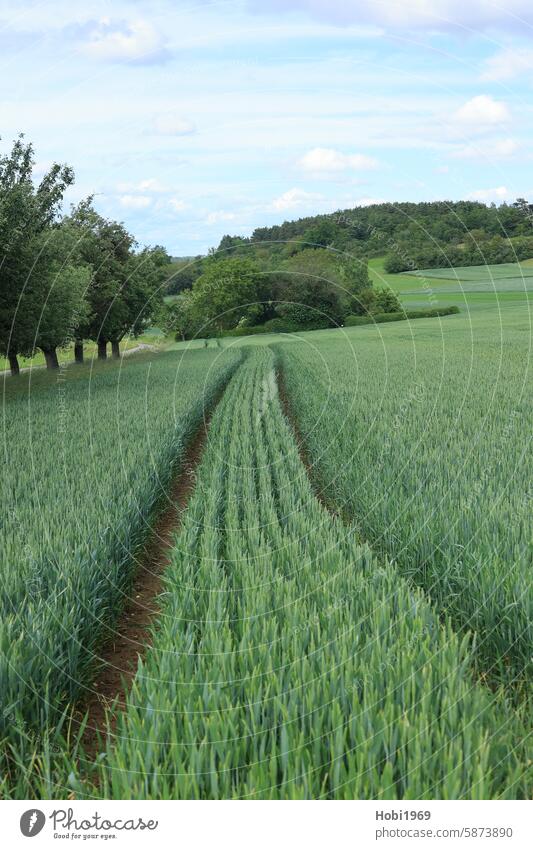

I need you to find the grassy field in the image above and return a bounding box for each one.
[369,256,533,313]
[411,262,533,281]
[0,330,166,373]
[0,263,531,799]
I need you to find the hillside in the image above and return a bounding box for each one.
[215,199,533,272]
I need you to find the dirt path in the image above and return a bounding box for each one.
[79,365,332,760]
[121,343,157,357]
[0,344,158,378]
[80,405,216,757]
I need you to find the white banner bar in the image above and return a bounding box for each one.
[1,800,531,848]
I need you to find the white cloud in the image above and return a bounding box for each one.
[117,178,167,193]
[206,211,237,224]
[272,188,323,211]
[154,113,197,136]
[119,194,152,209]
[453,138,520,159]
[169,198,187,212]
[467,186,509,201]
[81,19,167,63]
[481,48,533,80]
[453,95,510,127]
[248,1,533,32]
[299,147,378,173]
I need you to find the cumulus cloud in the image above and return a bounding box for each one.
[481,47,533,80]
[467,186,509,201]
[247,1,533,33]
[81,18,168,64]
[154,113,197,136]
[272,188,323,211]
[119,194,152,209]
[453,95,510,127]
[299,147,378,173]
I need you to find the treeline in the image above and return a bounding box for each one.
[212,199,533,277]
[0,136,171,376]
[384,231,533,272]
[165,244,401,340]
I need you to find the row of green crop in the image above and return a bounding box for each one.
[66,349,531,799]
[0,348,240,794]
[278,318,532,693]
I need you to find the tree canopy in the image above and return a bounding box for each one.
[0,137,170,373]
[189,257,266,333]
[0,135,74,368]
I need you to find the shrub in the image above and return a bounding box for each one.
[223,316,331,336]
[344,306,459,327]
[373,287,402,313]
[221,325,267,337]
[405,305,459,318]
[264,316,330,333]
[351,287,376,315]
[384,253,413,273]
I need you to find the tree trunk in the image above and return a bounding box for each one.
[97,340,107,360]
[74,340,84,364]
[8,353,20,376]
[42,347,59,370]
[111,340,120,359]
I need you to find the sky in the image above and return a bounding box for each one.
[1,0,533,255]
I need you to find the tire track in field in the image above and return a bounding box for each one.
[276,366,342,518]
[79,380,232,758]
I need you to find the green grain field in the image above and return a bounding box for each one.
[0,263,531,799]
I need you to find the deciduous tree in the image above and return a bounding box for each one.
[0,135,74,374]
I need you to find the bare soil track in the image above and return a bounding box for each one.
[80,365,334,759]
[80,405,216,757]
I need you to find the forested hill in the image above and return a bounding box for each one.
[217,199,533,271]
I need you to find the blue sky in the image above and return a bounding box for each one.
[2,0,533,254]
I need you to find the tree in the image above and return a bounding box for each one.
[32,226,90,368]
[336,254,370,305]
[0,135,74,374]
[351,287,377,315]
[107,246,169,357]
[384,252,412,273]
[190,257,265,333]
[274,248,366,326]
[161,291,199,341]
[65,201,134,360]
[216,235,247,256]
[66,203,169,360]
[302,219,338,249]
[373,287,402,314]
[165,256,203,295]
